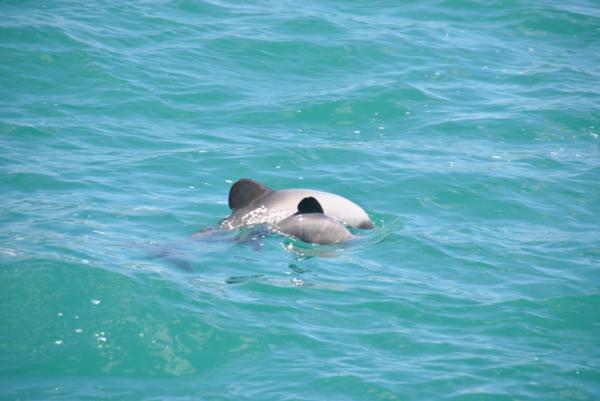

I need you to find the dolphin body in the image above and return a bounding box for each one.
[221,179,373,230]
[275,197,354,245]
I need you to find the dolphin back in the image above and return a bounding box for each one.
[272,189,373,229]
[274,197,354,245]
[276,214,353,245]
[223,179,373,230]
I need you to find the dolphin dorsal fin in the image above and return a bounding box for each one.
[297,197,324,214]
[228,179,273,210]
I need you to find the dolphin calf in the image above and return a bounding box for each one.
[221,178,373,230]
[275,197,354,245]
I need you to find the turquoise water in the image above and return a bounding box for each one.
[1,0,600,399]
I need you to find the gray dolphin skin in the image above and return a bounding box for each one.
[221,178,373,230]
[275,197,354,245]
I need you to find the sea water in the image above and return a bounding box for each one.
[1,1,599,400]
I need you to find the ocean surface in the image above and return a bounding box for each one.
[1,0,599,400]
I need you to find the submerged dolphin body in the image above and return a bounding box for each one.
[221,179,373,230]
[275,197,354,245]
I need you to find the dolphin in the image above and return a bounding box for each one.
[221,178,373,230]
[275,197,354,245]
